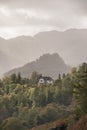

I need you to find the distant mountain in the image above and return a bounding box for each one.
[5,53,71,79]
[0,50,23,76]
[0,29,87,76]
[0,50,13,76]
[0,51,9,74]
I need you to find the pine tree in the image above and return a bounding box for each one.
[74,63,87,115]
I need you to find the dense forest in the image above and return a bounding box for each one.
[0,63,87,130]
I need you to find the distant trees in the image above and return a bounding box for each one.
[0,79,3,88]
[10,73,22,84]
[10,73,17,83]
[54,74,62,88]
[30,71,42,86]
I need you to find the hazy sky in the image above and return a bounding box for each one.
[0,0,87,38]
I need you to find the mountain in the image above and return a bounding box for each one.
[0,50,9,76]
[5,53,71,79]
[0,29,87,76]
[0,50,23,77]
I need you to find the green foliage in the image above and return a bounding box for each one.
[54,74,62,88]
[1,117,28,130]
[30,71,42,86]
[35,103,69,125]
[10,73,17,84]
[18,107,39,128]
[17,72,22,84]
[73,63,87,115]
[0,63,86,129]
[0,79,3,88]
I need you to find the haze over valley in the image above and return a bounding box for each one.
[0,29,87,77]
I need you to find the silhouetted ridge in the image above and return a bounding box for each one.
[5,53,71,79]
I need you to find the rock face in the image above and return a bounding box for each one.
[5,53,71,79]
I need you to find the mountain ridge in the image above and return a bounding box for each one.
[0,29,87,76]
[1,28,87,40]
[5,53,71,79]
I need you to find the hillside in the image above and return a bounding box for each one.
[0,63,87,130]
[5,53,71,79]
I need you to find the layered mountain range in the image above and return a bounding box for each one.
[0,29,87,76]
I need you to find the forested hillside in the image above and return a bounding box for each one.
[0,63,87,130]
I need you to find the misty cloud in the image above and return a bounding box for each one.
[0,0,87,38]
[0,0,87,13]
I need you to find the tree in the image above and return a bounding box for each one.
[30,71,42,85]
[54,74,62,88]
[62,74,73,92]
[3,76,11,85]
[10,74,17,84]
[17,73,22,84]
[0,79,3,88]
[73,63,87,115]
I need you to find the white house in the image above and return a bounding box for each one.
[38,76,54,86]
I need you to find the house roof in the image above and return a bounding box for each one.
[40,76,53,81]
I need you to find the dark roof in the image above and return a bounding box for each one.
[41,76,53,81]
